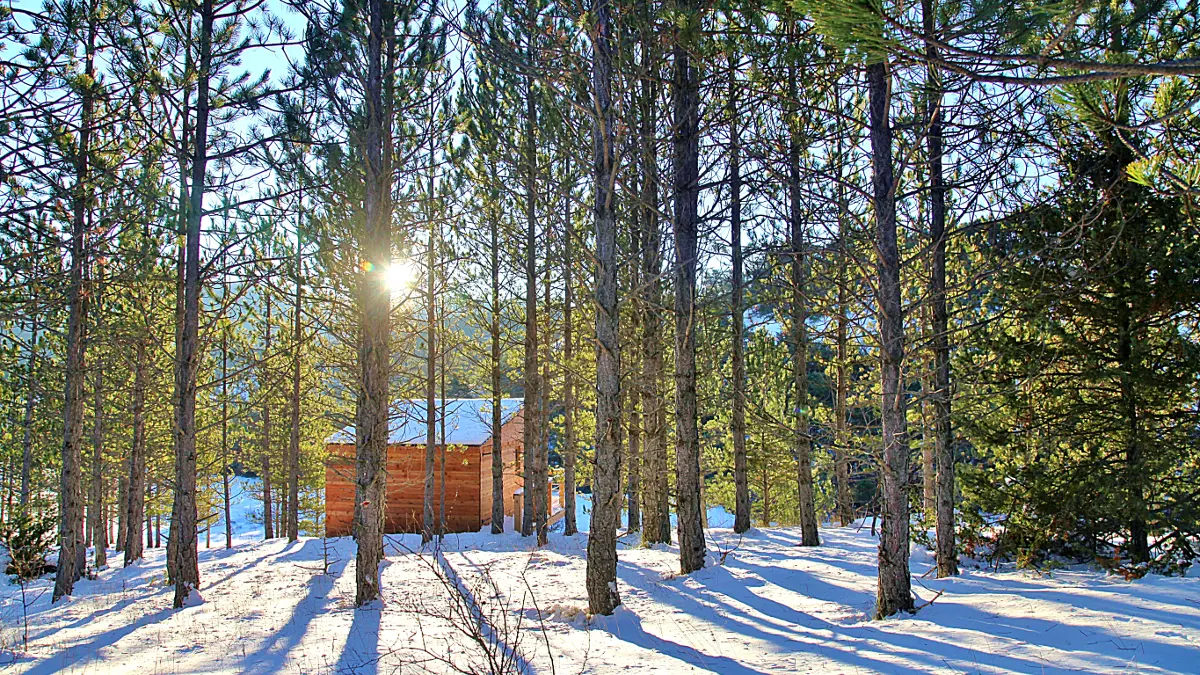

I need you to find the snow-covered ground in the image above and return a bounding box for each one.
[2,494,1197,674]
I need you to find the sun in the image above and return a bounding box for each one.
[385,260,416,293]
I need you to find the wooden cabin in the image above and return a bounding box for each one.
[324,398,564,536]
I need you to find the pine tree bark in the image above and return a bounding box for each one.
[169,0,213,608]
[90,273,107,569]
[586,0,621,615]
[116,475,126,552]
[53,5,96,602]
[20,312,37,507]
[869,59,915,619]
[562,171,578,537]
[787,60,819,547]
[520,26,541,539]
[626,382,641,533]
[672,1,705,575]
[834,208,854,528]
[924,0,958,578]
[440,340,448,538]
[639,39,670,546]
[354,0,391,606]
[537,245,551,546]
[221,328,232,549]
[490,199,505,534]
[921,361,936,520]
[287,228,303,542]
[729,54,750,535]
[424,140,438,545]
[167,238,183,584]
[124,337,147,565]
[625,216,641,534]
[262,295,274,540]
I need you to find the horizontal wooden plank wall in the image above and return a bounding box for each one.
[325,441,483,536]
[479,408,525,528]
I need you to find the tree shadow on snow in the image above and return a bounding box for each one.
[21,605,174,675]
[616,557,1074,675]
[718,555,1193,674]
[589,603,773,675]
[332,603,383,675]
[240,539,353,675]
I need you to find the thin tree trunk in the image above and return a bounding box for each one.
[921,347,936,520]
[869,59,914,619]
[626,362,641,533]
[222,326,233,548]
[262,295,274,540]
[672,1,705,575]
[787,59,819,547]
[520,19,541,539]
[20,312,38,507]
[354,0,391,606]
[562,167,578,537]
[729,53,750,535]
[424,174,439,547]
[287,221,303,543]
[762,460,771,527]
[126,349,146,567]
[439,308,448,538]
[639,37,670,547]
[537,236,551,547]
[625,177,641,535]
[53,2,96,602]
[424,126,438,545]
[166,235,184,584]
[924,0,958,578]
[490,198,505,534]
[586,0,621,615]
[116,475,126,552]
[834,209,854,527]
[90,271,107,569]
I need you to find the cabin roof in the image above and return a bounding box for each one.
[326,398,523,447]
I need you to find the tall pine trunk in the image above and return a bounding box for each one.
[287,227,303,542]
[423,138,438,545]
[169,0,214,608]
[562,169,578,536]
[924,0,958,577]
[729,53,750,535]
[90,271,107,569]
[520,33,541,539]
[222,327,233,548]
[639,37,670,546]
[869,59,914,619]
[672,1,705,575]
[586,0,621,615]
[54,5,96,602]
[20,311,38,507]
[124,337,147,565]
[625,214,641,534]
[262,296,274,540]
[490,198,505,534]
[787,60,819,546]
[538,252,551,546]
[834,206,854,527]
[354,0,391,606]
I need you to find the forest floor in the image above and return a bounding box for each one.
[2,498,1198,674]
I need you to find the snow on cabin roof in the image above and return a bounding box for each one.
[326,398,523,447]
